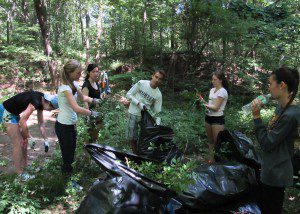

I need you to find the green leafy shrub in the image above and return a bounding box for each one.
[128,158,197,193]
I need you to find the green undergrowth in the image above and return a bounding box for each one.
[0,71,298,213]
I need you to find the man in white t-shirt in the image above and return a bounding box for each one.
[126,70,165,154]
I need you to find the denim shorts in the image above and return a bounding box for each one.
[0,104,20,124]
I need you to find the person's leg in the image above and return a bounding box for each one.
[126,114,140,154]
[205,122,214,150]
[6,123,26,174]
[211,124,225,146]
[55,122,76,173]
[205,115,214,161]
[70,126,77,165]
[260,183,285,214]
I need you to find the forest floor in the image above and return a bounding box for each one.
[0,76,299,213]
[0,77,57,174]
[0,110,57,174]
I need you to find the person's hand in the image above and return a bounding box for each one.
[197,93,204,102]
[90,110,102,118]
[93,98,102,105]
[204,104,211,114]
[251,98,262,118]
[138,102,147,111]
[100,92,106,100]
[28,138,36,149]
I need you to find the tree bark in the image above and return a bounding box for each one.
[85,11,91,63]
[95,0,103,64]
[34,0,57,89]
[6,0,16,44]
[21,0,29,22]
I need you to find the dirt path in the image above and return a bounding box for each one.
[0,110,57,173]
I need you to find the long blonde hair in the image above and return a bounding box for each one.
[61,59,82,93]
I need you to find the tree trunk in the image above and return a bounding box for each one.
[34,0,57,89]
[95,0,103,64]
[222,38,227,64]
[6,0,16,44]
[140,4,147,65]
[159,25,163,66]
[80,14,85,46]
[85,11,91,63]
[21,0,29,22]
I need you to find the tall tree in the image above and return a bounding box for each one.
[33,0,57,88]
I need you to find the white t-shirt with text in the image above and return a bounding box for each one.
[126,80,162,116]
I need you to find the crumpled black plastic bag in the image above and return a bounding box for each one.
[175,162,257,211]
[76,175,168,214]
[83,144,258,212]
[215,130,262,170]
[138,111,181,163]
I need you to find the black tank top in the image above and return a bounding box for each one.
[3,91,44,115]
[82,80,101,99]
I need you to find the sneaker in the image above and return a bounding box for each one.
[20,172,35,182]
[44,141,49,153]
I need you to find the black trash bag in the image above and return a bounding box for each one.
[175,162,258,212]
[85,144,258,212]
[76,175,169,214]
[138,111,181,163]
[85,144,175,196]
[215,130,262,170]
[216,195,261,214]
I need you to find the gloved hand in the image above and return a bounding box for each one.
[44,140,49,153]
[138,102,147,111]
[90,110,102,118]
[28,138,36,149]
[100,92,107,99]
[155,117,161,125]
[92,98,102,106]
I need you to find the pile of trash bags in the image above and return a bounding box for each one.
[77,112,262,214]
[137,111,181,163]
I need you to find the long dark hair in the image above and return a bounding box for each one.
[269,67,299,130]
[213,71,229,92]
[85,64,98,81]
[272,67,299,106]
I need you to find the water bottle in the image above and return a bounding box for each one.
[242,94,272,114]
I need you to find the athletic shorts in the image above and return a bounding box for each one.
[0,104,20,124]
[205,115,225,125]
[125,113,141,141]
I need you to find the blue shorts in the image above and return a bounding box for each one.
[0,104,20,124]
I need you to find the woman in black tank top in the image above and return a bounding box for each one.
[82,64,105,142]
[0,91,58,175]
[82,64,101,109]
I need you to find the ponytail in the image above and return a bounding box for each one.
[62,60,82,93]
[268,67,299,130]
